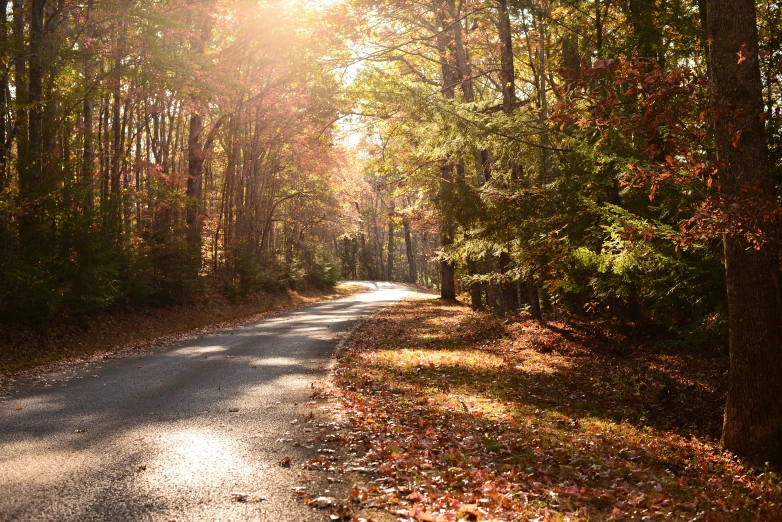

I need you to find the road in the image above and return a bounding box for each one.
[0,282,416,522]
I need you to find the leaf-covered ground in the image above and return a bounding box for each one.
[0,283,365,379]
[333,296,782,521]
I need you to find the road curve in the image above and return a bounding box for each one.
[0,282,417,522]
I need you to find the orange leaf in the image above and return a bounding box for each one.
[732,129,743,147]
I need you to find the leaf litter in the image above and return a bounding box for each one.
[330,296,782,521]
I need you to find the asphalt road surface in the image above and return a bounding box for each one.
[0,282,417,522]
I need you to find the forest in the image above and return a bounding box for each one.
[0,0,781,484]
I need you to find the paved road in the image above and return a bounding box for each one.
[0,282,416,522]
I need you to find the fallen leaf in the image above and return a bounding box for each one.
[279,456,292,467]
[313,496,336,509]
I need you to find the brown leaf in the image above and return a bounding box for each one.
[278,456,292,467]
[459,503,480,516]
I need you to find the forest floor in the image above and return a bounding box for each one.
[0,282,366,380]
[331,295,782,522]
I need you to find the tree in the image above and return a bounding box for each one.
[707,0,782,464]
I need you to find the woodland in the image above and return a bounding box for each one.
[0,0,781,491]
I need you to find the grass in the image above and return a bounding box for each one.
[0,282,366,377]
[333,296,782,521]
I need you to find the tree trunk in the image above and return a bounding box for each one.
[450,0,484,308]
[386,217,394,281]
[0,0,7,255]
[496,0,529,317]
[497,0,515,114]
[435,5,457,300]
[527,277,543,322]
[110,71,122,231]
[12,0,25,192]
[0,0,7,193]
[499,251,518,313]
[361,232,370,279]
[595,0,603,55]
[538,10,551,184]
[187,110,204,261]
[82,0,95,211]
[27,0,45,197]
[486,256,504,316]
[708,0,782,464]
[467,258,481,309]
[404,220,417,284]
[185,0,214,268]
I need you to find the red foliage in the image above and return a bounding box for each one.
[556,58,781,249]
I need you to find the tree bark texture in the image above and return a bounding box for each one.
[497,0,515,114]
[708,0,782,464]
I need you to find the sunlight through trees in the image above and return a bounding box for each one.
[0,0,781,464]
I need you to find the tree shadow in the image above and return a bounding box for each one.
[338,299,780,520]
[0,293,397,521]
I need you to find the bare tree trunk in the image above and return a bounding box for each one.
[499,251,518,313]
[537,9,551,184]
[0,0,7,255]
[82,0,95,211]
[0,0,7,193]
[404,220,417,284]
[386,215,394,281]
[497,0,515,114]
[486,256,504,316]
[99,91,109,212]
[361,232,369,279]
[187,110,204,260]
[27,0,45,197]
[527,277,543,322]
[708,0,782,464]
[595,0,603,55]
[110,70,122,232]
[467,258,481,308]
[13,0,26,196]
